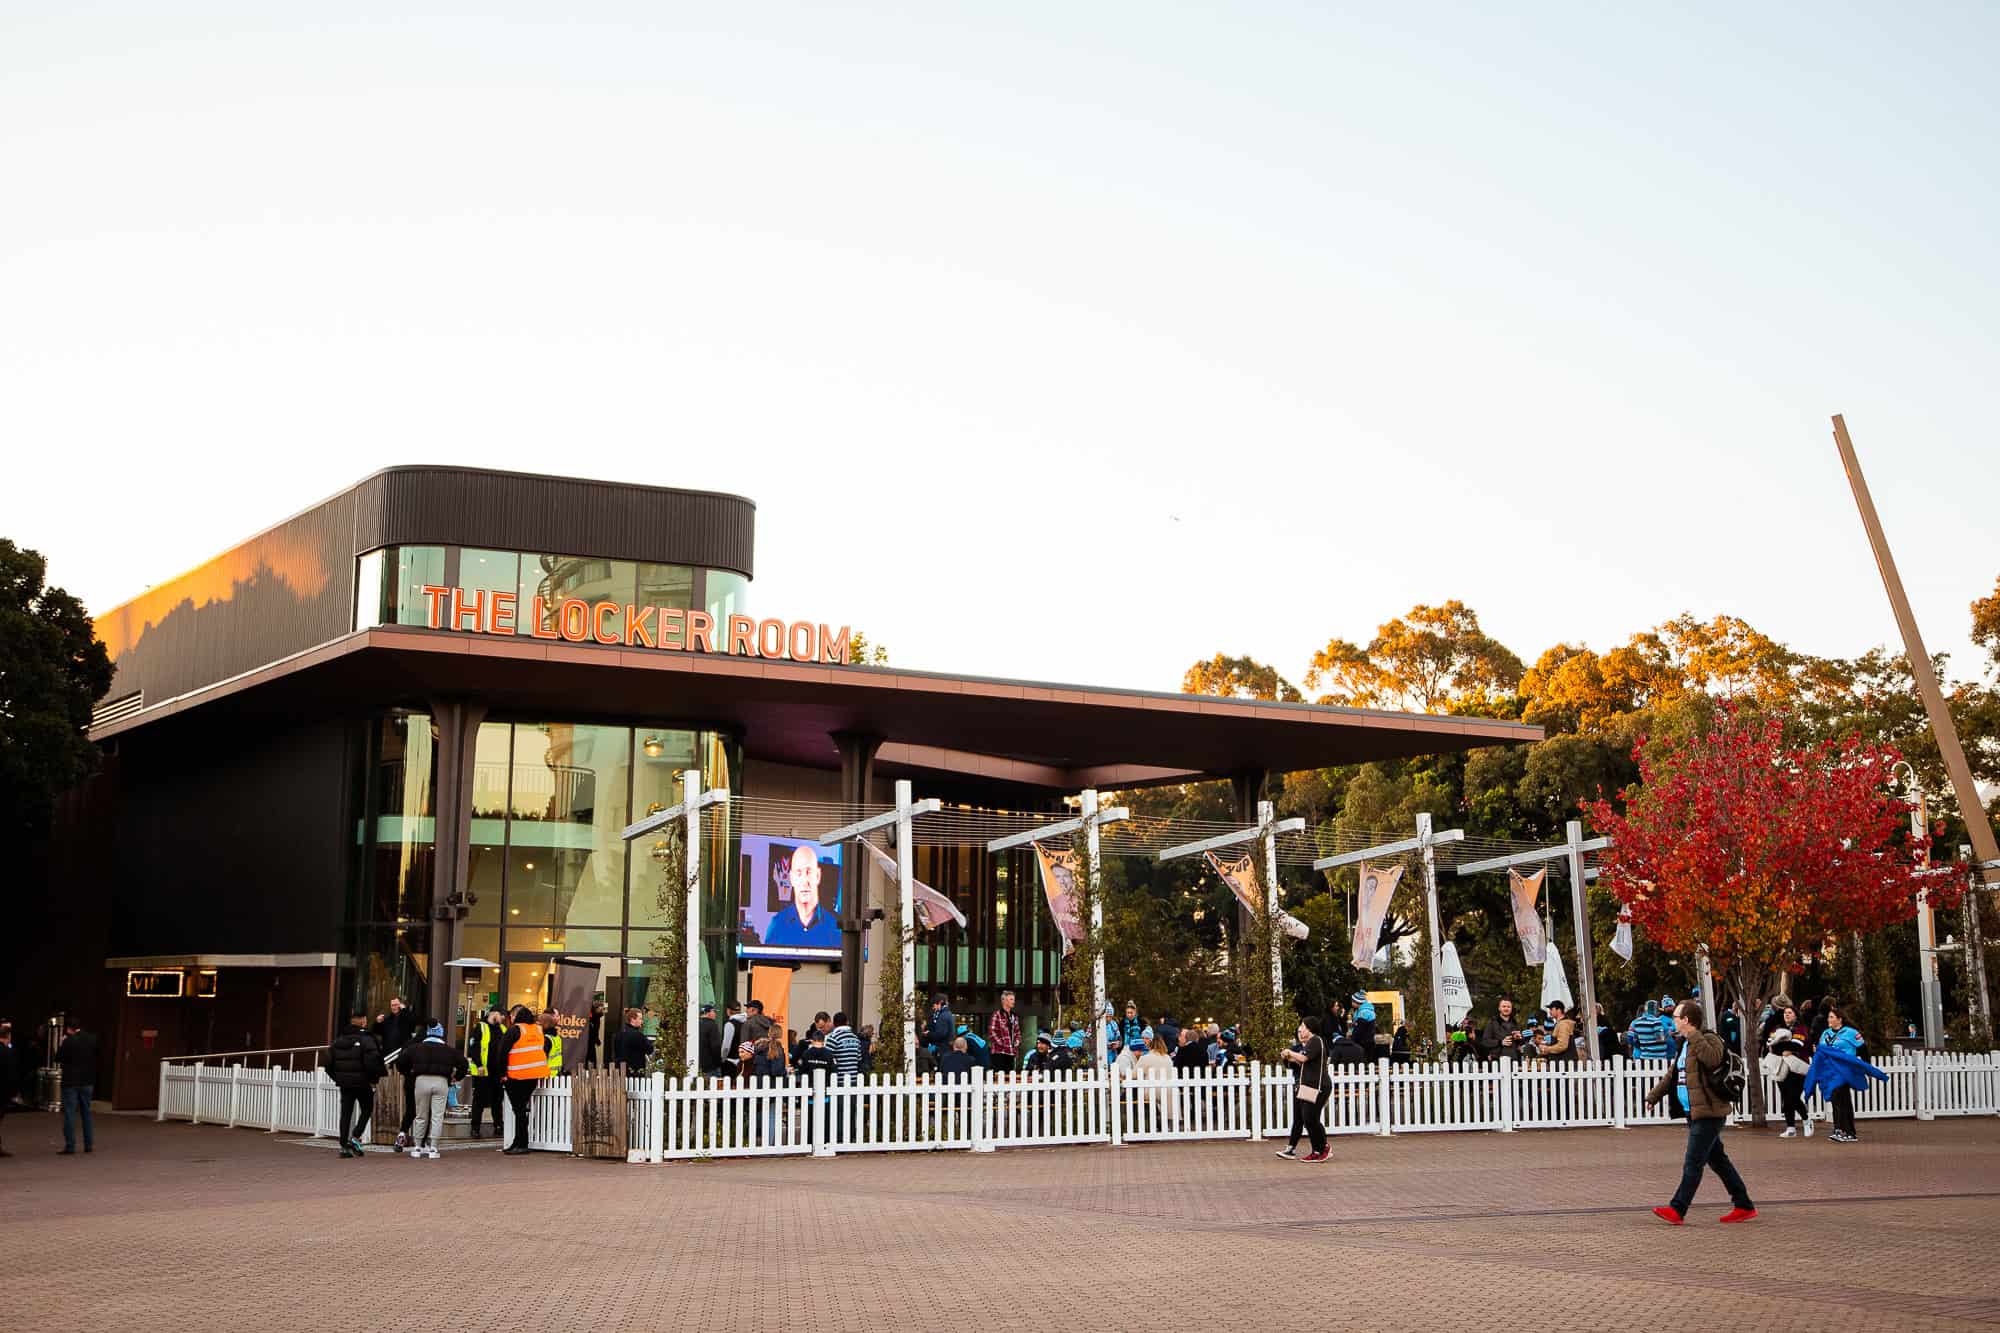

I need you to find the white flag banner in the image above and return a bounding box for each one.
[1509,868,1548,965]
[1610,906,1635,962]
[1540,941,1573,1012]
[859,838,967,931]
[1439,941,1474,1025]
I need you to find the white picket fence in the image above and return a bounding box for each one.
[158,1051,2000,1162]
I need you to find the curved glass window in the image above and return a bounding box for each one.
[354,545,735,643]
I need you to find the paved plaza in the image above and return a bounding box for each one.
[4,1110,1999,1331]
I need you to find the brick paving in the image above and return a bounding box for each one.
[4,1109,2000,1330]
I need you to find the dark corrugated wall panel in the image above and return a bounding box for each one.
[98,466,756,707]
[106,716,353,957]
[352,467,756,576]
[96,490,358,704]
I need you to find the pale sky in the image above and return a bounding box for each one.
[3,4,1996,694]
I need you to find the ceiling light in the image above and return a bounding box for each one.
[643,735,663,758]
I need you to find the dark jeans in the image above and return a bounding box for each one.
[1288,1085,1330,1155]
[1778,1073,1808,1128]
[338,1087,371,1146]
[61,1085,95,1151]
[1831,1087,1857,1137]
[505,1080,536,1151]
[989,1051,1017,1073]
[1670,1116,1753,1215]
[470,1074,504,1136]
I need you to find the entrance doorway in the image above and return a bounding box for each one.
[491,954,676,1069]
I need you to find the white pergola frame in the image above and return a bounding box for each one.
[618,771,730,1075]
[1315,815,1465,1044]
[987,790,1129,1070]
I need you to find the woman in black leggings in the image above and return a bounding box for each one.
[1763,1006,1813,1137]
[1277,1017,1331,1162]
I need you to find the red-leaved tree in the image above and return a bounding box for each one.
[1583,707,1944,1123]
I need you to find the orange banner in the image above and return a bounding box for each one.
[1351,861,1404,969]
[1031,842,1087,956]
[1510,868,1548,964]
[1204,851,1310,940]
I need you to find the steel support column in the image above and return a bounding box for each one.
[426,698,487,1028]
[833,732,883,1021]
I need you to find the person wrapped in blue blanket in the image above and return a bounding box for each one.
[1803,1003,1882,1143]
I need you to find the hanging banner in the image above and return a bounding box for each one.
[1510,868,1548,964]
[1031,841,1088,956]
[1204,851,1310,941]
[860,837,968,931]
[1351,861,1403,970]
[1610,906,1635,962]
[550,958,603,1050]
[1541,941,1573,1012]
[1439,941,1474,1025]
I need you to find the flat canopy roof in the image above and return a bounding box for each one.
[94,625,1542,791]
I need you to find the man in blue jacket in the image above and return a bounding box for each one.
[925,995,955,1057]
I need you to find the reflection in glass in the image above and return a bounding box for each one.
[370,713,435,924]
[466,722,511,928]
[506,723,630,927]
[637,563,693,625]
[628,729,697,929]
[519,555,635,640]
[391,547,446,625]
[354,550,386,629]
[459,549,520,629]
[705,570,749,626]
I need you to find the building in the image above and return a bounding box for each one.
[22,466,1538,1106]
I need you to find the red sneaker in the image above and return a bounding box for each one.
[1719,1208,1758,1224]
[1304,1149,1330,1163]
[1651,1206,1684,1226]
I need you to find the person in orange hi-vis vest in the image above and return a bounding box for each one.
[499,1005,549,1156]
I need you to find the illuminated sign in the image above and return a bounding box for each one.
[127,969,185,999]
[416,585,850,665]
[192,970,219,999]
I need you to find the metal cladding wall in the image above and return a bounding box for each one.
[94,466,756,707]
[352,467,756,577]
[94,489,360,708]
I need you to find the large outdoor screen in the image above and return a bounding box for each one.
[737,835,845,961]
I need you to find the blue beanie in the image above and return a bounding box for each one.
[426,1022,445,1038]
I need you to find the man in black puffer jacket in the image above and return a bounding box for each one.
[322,1012,386,1158]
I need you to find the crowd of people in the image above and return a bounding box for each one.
[285,973,1898,1170]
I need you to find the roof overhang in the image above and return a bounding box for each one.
[91,626,1542,791]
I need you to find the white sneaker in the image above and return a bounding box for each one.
[1804,1119,1815,1137]
[426,1147,440,1159]
[1274,1147,1298,1159]
[1779,1127,1797,1138]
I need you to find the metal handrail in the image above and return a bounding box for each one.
[161,1045,329,1071]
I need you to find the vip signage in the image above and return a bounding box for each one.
[126,969,185,999]
[417,585,851,664]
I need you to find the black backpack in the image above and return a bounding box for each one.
[1703,1044,1747,1104]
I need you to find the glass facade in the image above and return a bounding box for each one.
[353,544,742,638]
[349,710,741,1026]
[909,844,1060,1020]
